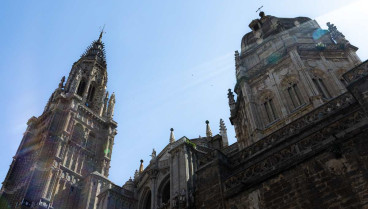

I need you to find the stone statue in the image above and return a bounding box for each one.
[151,148,157,159]
[58,76,65,89]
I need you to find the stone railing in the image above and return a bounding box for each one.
[224,92,362,196]
[222,143,238,155]
[230,92,355,168]
[196,145,212,153]
[343,60,368,84]
[298,43,347,51]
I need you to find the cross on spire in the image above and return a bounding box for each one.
[256,5,263,13]
[98,25,106,42]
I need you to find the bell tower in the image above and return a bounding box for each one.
[0,31,118,209]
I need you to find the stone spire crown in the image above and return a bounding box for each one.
[62,30,111,116]
[81,30,107,67]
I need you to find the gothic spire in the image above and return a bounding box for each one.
[98,25,105,42]
[206,120,213,138]
[81,30,107,67]
[219,119,228,147]
[169,128,175,143]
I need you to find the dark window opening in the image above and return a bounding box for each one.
[85,85,96,108]
[313,78,331,99]
[144,190,151,209]
[87,85,95,102]
[263,99,277,124]
[162,181,170,205]
[287,83,303,109]
[340,78,348,86]
[77,80,86,96]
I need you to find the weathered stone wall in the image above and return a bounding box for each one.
[226,131,368,209]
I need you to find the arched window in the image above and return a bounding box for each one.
[143,189,151,209]
[287,83,303,109]
[71,124,84,145]
[263,98,277,124]
[158,176,170,207]
[77,79,87,96]
[280,76,304,111]
[259,91,279,125]
[86,84,96,107]
[312,78,331,99]
[86,133,96,152]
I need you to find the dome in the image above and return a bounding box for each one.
[241,13,312,52]
[123,178,135,191]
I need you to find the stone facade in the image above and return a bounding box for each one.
[99,13,368,209]
[2,12,368,209]
[0,32,122,209]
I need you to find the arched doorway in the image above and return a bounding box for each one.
[142,189,151,209]
[161,181,170,205]
[157,175,170,207]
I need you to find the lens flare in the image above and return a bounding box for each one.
[312,29,329,40]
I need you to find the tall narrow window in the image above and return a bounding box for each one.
[86,85,95,104]
[287,83,303,109]
[313,78,331,99]
[340,78,348,86]
[77,80,86,96]
[263,98,277,124]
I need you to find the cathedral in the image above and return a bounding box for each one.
[1,11,368,209]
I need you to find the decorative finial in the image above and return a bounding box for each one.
[234,51,240,67]
[206,120,212,138]
[134,169,139,179]
[170,128,175,143]
[139,159,144,173]
[110,92,115,101]
[327,22,348,44]
[228,89,236,110]
[105,91,109,100]
[219,119,229,147]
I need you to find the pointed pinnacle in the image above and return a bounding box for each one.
[170,128,175,143]
[98,25,105,42]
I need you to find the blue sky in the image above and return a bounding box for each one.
[0,0,367,186]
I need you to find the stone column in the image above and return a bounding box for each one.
[240,82,263,140]
[150,170,158,209]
